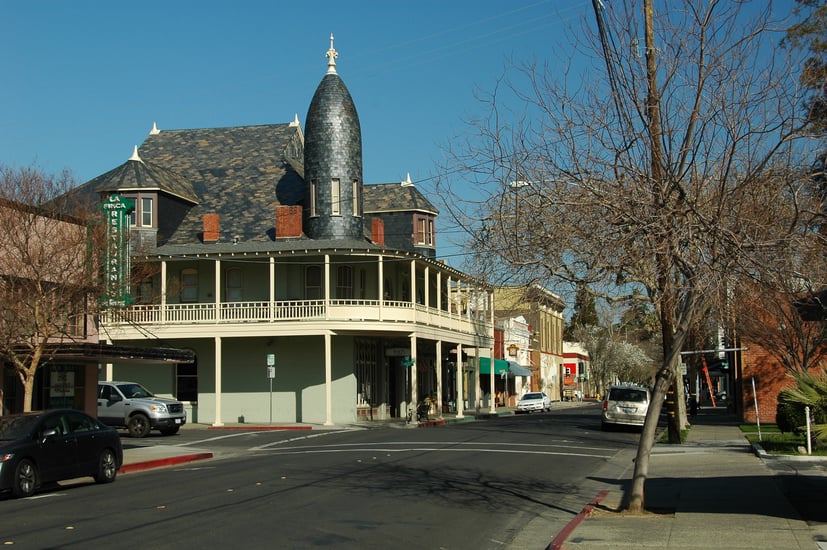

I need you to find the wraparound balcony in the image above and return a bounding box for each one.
[100,299,491,337]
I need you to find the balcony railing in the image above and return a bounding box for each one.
[101,299,491,335]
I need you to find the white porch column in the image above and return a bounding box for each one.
[436,271,442,311]
[456,343,464,419]
[269,256,275,320]
[324,332,333,426]
[490,290,496,413]
[378,255,384,321]
[410,333,418,419]
[475,346,481,412]
[213,336,224,427]
[160,260,167,323]
[436,340,443,418]
[324,254,331,320]
[214,259,221,320]
[489,348,496,413]
[447,276,452,314]
[424,265,430,308]
[410,259,416,305]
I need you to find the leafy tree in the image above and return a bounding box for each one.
[777,368,827,446]
[565,284,599,339]
[786,0,827,132]
[437,1,820,513]
[0,164,101,412]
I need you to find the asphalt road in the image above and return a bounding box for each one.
[0,403,642,549]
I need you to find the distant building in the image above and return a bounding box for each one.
[492,284,566,400]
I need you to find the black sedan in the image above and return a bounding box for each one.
[0,409,123,498]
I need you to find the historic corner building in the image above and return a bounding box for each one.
[76,38,494,426]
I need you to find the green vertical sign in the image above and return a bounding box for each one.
[100,194,135,307]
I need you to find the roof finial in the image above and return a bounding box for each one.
[326,33,338,74]
[150,121,160,135]
[129,145,143,163]
[402,172,413,186]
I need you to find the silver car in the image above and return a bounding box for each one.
[516,392,551,413]
[601,384,651,430]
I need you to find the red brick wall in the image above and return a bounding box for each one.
[275,206,302,238]
[371,217,385,246]
[741,345,793,424]
[202,213,220,242]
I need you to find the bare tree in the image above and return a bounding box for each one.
[0,164,101,413]
[436,1,822,512]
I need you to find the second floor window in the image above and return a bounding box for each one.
[125,193,156,228]
[181,268,198,302]
[310,179,317,217]
[225,268,242,302]
[305,266,321,300]
[141,197,153,227]
[336,266,353,299]
[352,179,360,217]
[331,178,341,216]
[414,214,435,246]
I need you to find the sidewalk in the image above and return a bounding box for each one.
[551,406,827,550]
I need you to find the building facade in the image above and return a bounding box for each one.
[492,284,566,401]
[75,38,493,426]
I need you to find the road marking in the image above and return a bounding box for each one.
[248,441,614,458]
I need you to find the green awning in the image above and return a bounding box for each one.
[478,357,510,375]
[508,361,532,376]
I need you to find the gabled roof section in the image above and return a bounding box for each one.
[88,149,199,204]
[364,182,438,215]
[136,123,306,245]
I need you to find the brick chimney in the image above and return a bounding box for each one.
[371,217,385,247]
[203,213,220,242]
[275,205,302,238]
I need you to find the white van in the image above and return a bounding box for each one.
[601,384,651,430]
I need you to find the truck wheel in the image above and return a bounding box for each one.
[160,426,180,436]
[13,459,38,498]
[95,448,118,483]
[128,413,151,438]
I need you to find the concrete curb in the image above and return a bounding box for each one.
[120,452,214,474]
[206,425,313,431]
[547,489,609,550]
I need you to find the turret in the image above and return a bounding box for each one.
[303,34,364,240]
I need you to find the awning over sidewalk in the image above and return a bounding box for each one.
[478,358,531,376]
[508,361,532,376]
[478,357,510,375]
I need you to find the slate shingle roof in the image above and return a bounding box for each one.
[74,122,439,255]
[88,158,199,204]
[363,183,438,215]
[136,124,306,245]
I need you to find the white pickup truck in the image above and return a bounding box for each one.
[97,381,187,437]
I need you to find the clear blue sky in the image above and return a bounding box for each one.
[1,0,586,184]
[0,0,796,272]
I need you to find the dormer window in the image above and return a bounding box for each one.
[124,192,156,228]
[141,197,153,227]
[414,214,435,247]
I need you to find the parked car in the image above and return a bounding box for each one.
[0,409,123,498]
[601,384,651,430]
[516,392,551,413]
[98,381,186,437]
